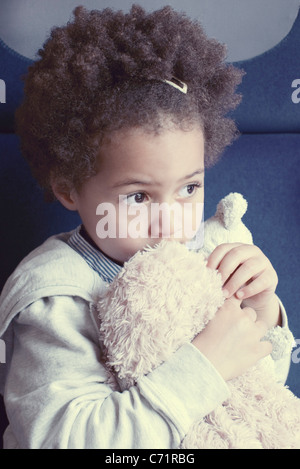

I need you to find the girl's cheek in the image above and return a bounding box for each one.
[182,202,204,240]
[117,201,204,241]
[118,203,150,239]
[103,200,204,242]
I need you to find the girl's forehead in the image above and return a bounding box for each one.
[96,126,205,187]
[100,125,204,155]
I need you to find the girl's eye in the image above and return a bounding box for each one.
[178,183,201,198]
[125,192,147,205]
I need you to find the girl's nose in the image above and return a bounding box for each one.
[149,202,183,239]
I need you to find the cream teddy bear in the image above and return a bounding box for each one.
[202,192,253,256]
[98,193,299,449]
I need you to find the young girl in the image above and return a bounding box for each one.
[0,5,291,449]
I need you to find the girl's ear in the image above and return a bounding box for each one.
[50,177,78,212]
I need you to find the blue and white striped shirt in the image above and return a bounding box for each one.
[68,222,204,284]
[68,225,122,284]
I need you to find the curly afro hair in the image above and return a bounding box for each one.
[15,4,244,200]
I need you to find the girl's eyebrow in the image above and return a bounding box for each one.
[112,177,153,188]
[181,169,204,180]
[112,168,204,188]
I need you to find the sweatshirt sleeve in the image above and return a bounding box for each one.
[4,296,229,449]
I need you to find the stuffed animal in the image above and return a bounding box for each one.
[98,193,299,449]
[202,192,253,256]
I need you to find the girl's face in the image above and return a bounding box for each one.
[68,126,205,264]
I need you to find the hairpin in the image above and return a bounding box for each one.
[162,77,188,94]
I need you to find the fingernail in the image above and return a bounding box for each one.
[223,289,230,298]
[236,290,244,299]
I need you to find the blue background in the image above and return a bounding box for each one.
[0,2,299,448]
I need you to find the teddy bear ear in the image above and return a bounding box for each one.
[216,192,248,229]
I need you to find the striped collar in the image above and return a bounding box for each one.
[68,221,203,284]
[68,225,122,284]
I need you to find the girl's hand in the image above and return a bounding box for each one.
[207,243,281,328]
[192,296,272,381]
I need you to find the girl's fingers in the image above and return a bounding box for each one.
[222,257,266,298]
[234,270,278,301]
[206,243,244,270]
[207,243,277,300]
[242,306,257,322]
[208,244,265,284]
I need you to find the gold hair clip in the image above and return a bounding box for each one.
[162,77,188,94]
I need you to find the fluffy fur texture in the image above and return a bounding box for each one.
[202,192,253,257]
[15,5,243,200]
[99,241,224,387]
[98,193,299,449]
